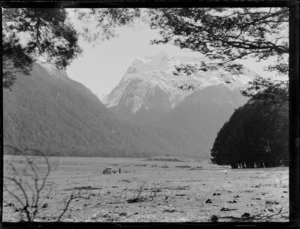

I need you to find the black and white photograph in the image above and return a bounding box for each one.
[2,2,298,224]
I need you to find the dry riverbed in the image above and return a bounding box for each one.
[3,156,289,222]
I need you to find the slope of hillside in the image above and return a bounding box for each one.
[152,85,248,158]
[3,63,181,157]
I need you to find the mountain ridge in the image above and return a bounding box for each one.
[105,52,259,116]
[3,63,184,157]
[104,52,254,158]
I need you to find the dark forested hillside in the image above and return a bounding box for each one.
[211,90,288,168]
[3,63,180,157]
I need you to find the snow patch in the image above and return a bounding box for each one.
[106,52,260,113]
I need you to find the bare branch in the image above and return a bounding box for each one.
[56,193,90,222]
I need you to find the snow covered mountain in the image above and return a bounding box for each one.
[105,51,259,124]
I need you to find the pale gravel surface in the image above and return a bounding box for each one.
[3,156,289,222]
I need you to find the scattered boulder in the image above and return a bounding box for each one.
[205,199,212,203]
[127,197,145,203]
[211,215,219,222]
[163,209,176,213]
[220,207,237,211]
[213,193,221,196]
[241,212,251,218]
[227,200,237,203]
[164,209,176,213]
[42,203,48,209]
[119,212,127,217]
[266,200,279,205]
[175,194,186,196]
[5,203,15,207]
[103,167,117,174]
[234,195,240,198]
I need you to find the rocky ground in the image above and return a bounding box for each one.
[3,156,289,222]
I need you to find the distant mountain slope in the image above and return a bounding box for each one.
[104,52,255,158]
[105,52,257,125]
[152,85,248,158]
[3,63,180,157]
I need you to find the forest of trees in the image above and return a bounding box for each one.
[211,88,289,168]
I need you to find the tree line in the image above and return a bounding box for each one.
[211,88,289,169]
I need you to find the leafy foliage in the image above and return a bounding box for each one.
[211,89,288,168]
[2,8,82,89]
[150,8,288,69]
[72,8,141,43]
[149,8,289,98]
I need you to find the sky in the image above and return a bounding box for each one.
[65,17,277,98]
[66,22,198,96]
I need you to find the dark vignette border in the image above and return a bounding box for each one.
[1,0,299,229]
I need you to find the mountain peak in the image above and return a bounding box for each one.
[106,52,259,114]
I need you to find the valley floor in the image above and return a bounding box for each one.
[3,156,289,222]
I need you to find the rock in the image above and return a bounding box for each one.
[213,193,221,196]
[163,209,176,213]
[127,198,140,203]
[220,207,237,211]
[266,200,279,205]
[5,203,14,207]
[119,212,127,216]
[175,194,186,196]
[42,203,48,208]
[227,200,237,203]
[211,215,219,222]
[241,212,251,218]
[234,195,240,198]
[205,199,212,203]
[283,191,288,193]
[103,167,115,174]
